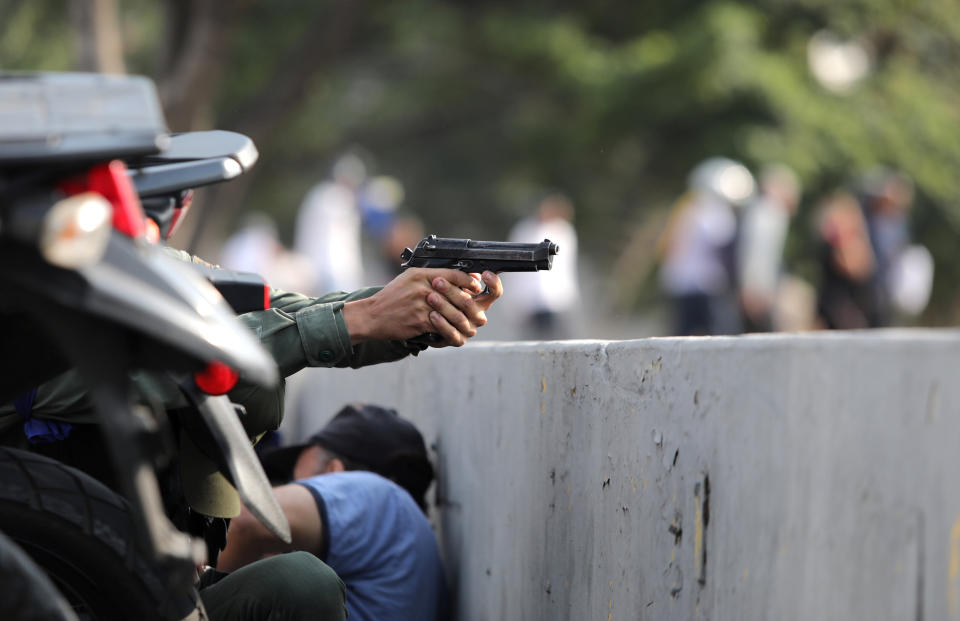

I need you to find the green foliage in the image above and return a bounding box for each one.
[8,0,960,322]
[0,0,71,70]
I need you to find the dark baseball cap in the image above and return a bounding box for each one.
[262,404,434,505]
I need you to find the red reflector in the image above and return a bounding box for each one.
[263,285,271,310]
[194,361,239,395]
[59,161,146,238]
[167,190,194,239]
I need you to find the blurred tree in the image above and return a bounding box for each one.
[69,0,125,73]
[154,0,242,132]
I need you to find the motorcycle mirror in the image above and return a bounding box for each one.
[132,130,258,172]
[129,157,244,198]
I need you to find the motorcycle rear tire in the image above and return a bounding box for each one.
[0,530,77,621]
[0,447,201,621]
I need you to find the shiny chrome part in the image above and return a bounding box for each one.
[39,192,112,268]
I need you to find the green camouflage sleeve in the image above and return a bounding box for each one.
[239,287,425,378]
[159,247,425,375]
[0,257,425,433]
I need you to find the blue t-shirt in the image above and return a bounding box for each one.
[297,471,448,621]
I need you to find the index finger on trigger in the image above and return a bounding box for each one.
[480,270,503,299]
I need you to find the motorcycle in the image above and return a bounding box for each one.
[0,71,286,620]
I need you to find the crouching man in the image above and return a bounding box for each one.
[217,403,448,621]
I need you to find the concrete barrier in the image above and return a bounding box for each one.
[284,331,960,620]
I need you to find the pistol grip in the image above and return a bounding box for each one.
[409,332,445,345]
[408,280,492,346]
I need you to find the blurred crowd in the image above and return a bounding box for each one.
[219,152,584,341]
[220,153,426,297]
[657,158,933,336]
[220,150,932,342]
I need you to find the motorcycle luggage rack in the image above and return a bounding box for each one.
[126,131,259,197]
[0,72,168,165]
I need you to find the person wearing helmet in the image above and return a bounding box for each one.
[658,157,755,335]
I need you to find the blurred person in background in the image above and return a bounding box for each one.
[355,175,428,285]
[359,175,404,248]
[736,164,802,332]
[506,192,581,339]
[658,157,754,335]
[815,191,877,329]
[857,167,933,324]
[379,213,426,281]
[220,211,316,293]
[294,153,367,295]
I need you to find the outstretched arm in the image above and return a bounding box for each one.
[217,484,323,572]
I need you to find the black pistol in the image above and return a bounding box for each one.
[400,235,558,273]
[399,234,559,343]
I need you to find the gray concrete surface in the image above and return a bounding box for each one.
[284,330,960,620]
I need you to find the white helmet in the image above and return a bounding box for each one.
[688,157,756,206]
